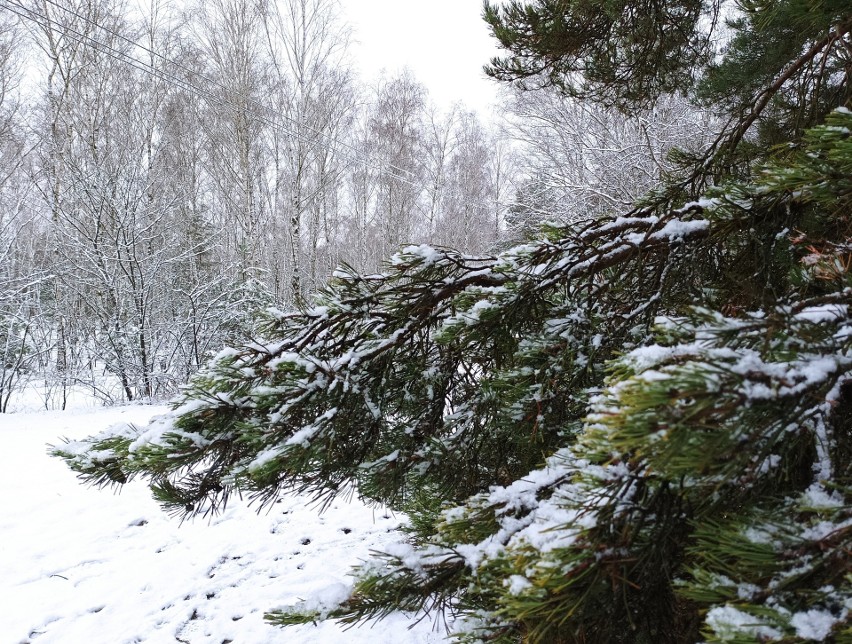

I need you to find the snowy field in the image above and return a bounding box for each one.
[0,399,446,643]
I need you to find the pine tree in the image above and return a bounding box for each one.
[53,2,852,641]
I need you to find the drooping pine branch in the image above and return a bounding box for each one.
[53,201,710,517]
[51,110,852,644]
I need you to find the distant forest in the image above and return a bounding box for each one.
[0,0,710,409]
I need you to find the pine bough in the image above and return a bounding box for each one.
[55,111,852,642]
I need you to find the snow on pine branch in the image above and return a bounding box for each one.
[54,206,710,516]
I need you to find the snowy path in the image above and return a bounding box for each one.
[0,405,445,643]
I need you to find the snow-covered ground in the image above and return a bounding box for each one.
[0,402,446,643]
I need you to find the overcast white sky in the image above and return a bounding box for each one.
[339,0,504,115]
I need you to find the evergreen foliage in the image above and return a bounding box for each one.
[53,1,852,641]
[483,0,718,110]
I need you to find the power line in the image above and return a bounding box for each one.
[5,0,452,200]
[40,0,418,178]
[2,0,527,237]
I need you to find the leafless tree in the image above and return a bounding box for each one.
[504,88,718,235]
[259,0,355,301]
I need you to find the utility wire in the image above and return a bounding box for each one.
[35,0,418,180]
[4,0,417,192]
[6,0,508,217]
